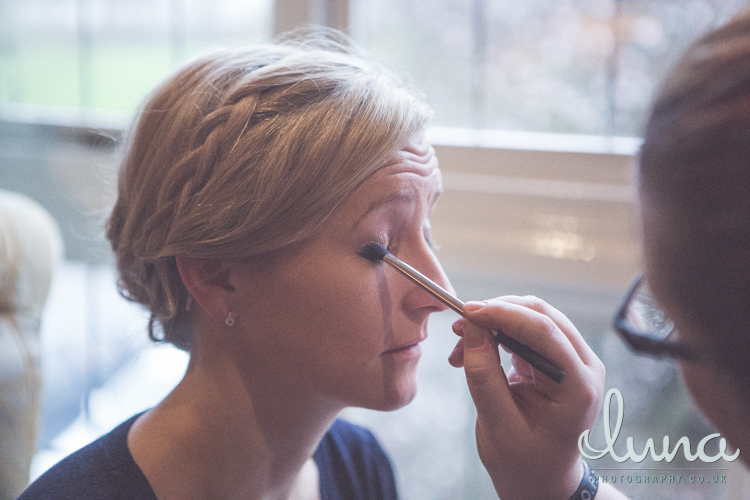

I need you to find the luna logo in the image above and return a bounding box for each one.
[578,388,740,463]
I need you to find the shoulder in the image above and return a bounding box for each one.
[18,414,156,500]
[314,419,398,500]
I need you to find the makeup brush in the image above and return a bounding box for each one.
[359,242,566,383]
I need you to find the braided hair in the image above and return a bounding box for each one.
[107,34,432,350]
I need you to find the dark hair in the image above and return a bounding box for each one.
[639,8,750,391]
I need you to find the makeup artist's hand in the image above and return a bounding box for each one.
[448,296,610,500]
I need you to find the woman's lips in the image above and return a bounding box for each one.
[382,340,423,358]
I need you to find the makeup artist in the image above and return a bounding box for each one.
[450,6,750,500]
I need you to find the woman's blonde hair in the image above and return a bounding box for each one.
[107,33,432,350]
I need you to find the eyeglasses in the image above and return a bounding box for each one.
[613,274,700,362]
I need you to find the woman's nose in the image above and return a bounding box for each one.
[401,242,455,312]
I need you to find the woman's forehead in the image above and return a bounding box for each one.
[319,135,441,230]
[334,151,442,227]
[381,133,438,176]
[362,170,441,211]
[360,143,441,205]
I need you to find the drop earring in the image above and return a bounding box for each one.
[225,312,235,327]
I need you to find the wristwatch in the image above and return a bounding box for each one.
[567,460,598,500]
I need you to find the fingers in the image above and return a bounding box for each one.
[462,299,590,383]
[452,318,534,378]
[449,319,466,367]
[511,353,534,380]
[452,318,466,337]
[450,295,604,414]
[448,338,465,367]
[506,364,532,385]
[459,320,522,426]
[448,296,607,500]
[496,296,600,368]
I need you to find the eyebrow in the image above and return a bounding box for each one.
[366,191,416,215]
[355,189,443,227]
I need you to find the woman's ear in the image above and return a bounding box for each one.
[175,256,235,323]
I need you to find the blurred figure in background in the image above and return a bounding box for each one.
[636,4,750,469]
[0,190,62,500]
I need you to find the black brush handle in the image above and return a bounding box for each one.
[492,329,566,383]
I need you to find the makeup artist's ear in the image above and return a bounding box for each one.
[175,256,235,323]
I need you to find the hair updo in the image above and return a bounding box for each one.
[106,33,432,350]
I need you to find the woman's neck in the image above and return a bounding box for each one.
[127,336,341,500]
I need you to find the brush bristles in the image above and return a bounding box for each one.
[359,242,389,262]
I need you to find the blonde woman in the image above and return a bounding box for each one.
[19,35,608,500]
[0,191,61,500]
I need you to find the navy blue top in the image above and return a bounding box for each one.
[19,414,398,500]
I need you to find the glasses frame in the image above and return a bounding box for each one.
[613,274,701,362]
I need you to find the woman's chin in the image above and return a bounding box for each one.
[338,362,420,411]
[370,375,419,412]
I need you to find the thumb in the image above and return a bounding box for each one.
[461,321,516,422]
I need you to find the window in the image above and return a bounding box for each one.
[355,0,748,135]
[0,0,272,119]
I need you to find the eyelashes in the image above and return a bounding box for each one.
[357,234,390,264]
[358,218,437,263]
[358,233,437,264]
[358,242,389,263]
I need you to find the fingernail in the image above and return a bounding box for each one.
[463,301,486,312]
